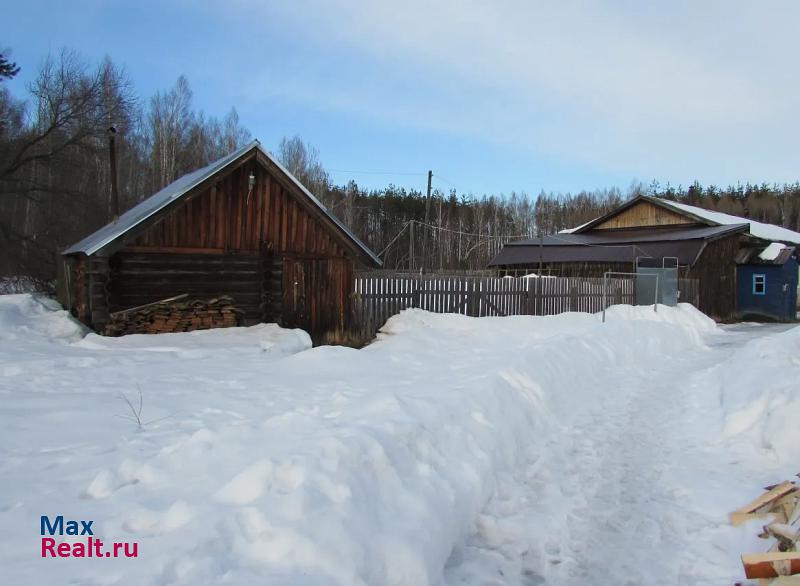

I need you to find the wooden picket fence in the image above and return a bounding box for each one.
[351,272,700,342]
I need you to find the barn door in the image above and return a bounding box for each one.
[283,258,311,333]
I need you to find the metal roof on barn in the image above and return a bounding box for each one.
[488,224,749,267]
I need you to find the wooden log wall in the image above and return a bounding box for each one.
[262,252,283,324]
[107,252,265,325]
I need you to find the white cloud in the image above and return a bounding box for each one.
[231,0,800,185]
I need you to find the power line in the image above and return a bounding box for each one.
[381,219,658,261]
[377,221,411,258]
[432,174,461,191]
[328,169,427,177]
[413,219,531,240]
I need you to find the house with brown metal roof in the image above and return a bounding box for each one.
[489,195,800,321]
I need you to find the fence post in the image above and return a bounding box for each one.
[525,279,534,315]
[602,273,608,323]
[654,273,659,313]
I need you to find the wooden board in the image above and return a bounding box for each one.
[731,482,799,526]
[594,200,695,230]
[128,162,350,259]
[742,552,800,579]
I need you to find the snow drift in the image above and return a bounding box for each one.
[0,296,724,585]
[713,325,800,463]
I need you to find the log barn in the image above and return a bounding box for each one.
[489,195,800,321]
[58,140,381,344]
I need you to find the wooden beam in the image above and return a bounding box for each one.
[731,482,799,525]
[109,294,189,318]
[742,552,800,579]
[765,522,800,550]
[121,245,227,255]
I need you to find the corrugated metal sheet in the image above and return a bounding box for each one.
[63,140,382,267]
[488,240,707,267]
[509,224,747,247]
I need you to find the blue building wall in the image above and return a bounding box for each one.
[736,258,798,321]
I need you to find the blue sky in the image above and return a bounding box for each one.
[4,1,799,195]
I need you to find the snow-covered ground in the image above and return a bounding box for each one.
[0,294,797,585]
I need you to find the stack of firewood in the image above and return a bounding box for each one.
[733,475,800,584]
[104,294,243,336]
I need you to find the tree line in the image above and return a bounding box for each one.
[4,47,800,287]
[289,149,800,272]
[0,49,250,285]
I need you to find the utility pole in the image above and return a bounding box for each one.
[409,220,414,271]
[421,170,432,273]
[108,126,120,222]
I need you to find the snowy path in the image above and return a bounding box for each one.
[444,324,796,586]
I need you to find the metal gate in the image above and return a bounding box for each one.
[635,257,679,306]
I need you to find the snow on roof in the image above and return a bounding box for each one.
[558,219,592,234]
[758,242,787,261]
[653,198,800,245]
[63,140,382,266]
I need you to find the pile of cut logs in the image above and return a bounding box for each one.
[733,475,800,584]
[104,294,243,336]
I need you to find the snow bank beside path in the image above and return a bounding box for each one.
[604,301,716,331]
[713,325,800,463]
[0,294,86,344]
[0,298,718,585]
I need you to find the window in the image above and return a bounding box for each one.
[753,274,766,295]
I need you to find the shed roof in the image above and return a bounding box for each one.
[63,140,381,267]
[488,224,748,268]
[735,243,797,265]
[489,240,707,266]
